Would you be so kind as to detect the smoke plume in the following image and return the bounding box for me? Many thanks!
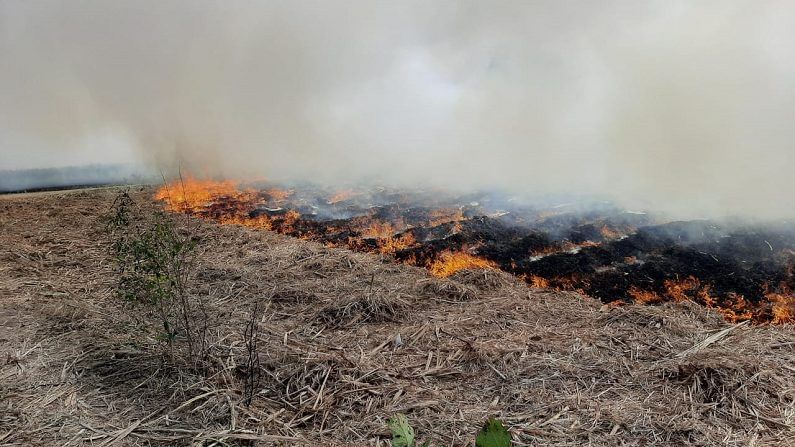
[1,1,793,217]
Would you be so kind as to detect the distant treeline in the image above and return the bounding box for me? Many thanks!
[0,164,157,193]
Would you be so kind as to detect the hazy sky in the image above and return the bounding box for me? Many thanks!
[1,1,793,217]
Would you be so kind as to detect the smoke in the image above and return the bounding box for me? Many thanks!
[1,1,793,217]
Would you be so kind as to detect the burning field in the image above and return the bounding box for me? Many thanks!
[1,186,794,446]
[156,176,794,325]
[5,1,795,445]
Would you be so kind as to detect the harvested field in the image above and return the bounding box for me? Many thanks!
[1,187,794,446]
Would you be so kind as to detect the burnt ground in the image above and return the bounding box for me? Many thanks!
[165,180,794,323]
[1,187,794,446]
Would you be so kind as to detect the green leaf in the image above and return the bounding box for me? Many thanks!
[475,418,511,447]
[387,413,415,447]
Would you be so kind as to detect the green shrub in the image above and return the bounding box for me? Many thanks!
[387,413,511,447]
[105,190,207,364]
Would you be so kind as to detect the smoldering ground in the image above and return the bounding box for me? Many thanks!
[1,1,793,218]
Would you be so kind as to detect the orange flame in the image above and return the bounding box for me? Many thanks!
[767,293,794,324]
[717,293,755,322]
[527,275,550,288]
[629,287,663,304]
[218,214,273,230]
[662,277,702,302]
[429,251,497,277]
[155,176,257,213]
[378,232,417,255]
[361,221,396,240]
[156,176,289,231]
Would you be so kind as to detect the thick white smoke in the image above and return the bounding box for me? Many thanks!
[1,1,793,217]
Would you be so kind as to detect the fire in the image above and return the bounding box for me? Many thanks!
[660,276,722,310]
[767,292,794,324]
[361,221,397,240]
[658,277,793,323]
[527,275,549,288]
[378,232,417,255]
[629,287,663,304]
[350,217,416,254]
[155,176,287,231]
[717,293,755,323]
[283,209,301,225]
[219,214,273,230]
[663,277,702,302]
[764,283,793,324]
[536,274,589,293]
[153,175,794,325]
[696,285,718,308]
[155,176,254,214]
[428,250,497,277]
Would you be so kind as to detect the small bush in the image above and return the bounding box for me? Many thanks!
[105,190,208,364]
[388,413,512,447]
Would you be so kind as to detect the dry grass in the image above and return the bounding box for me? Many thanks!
[1,186,794,446]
